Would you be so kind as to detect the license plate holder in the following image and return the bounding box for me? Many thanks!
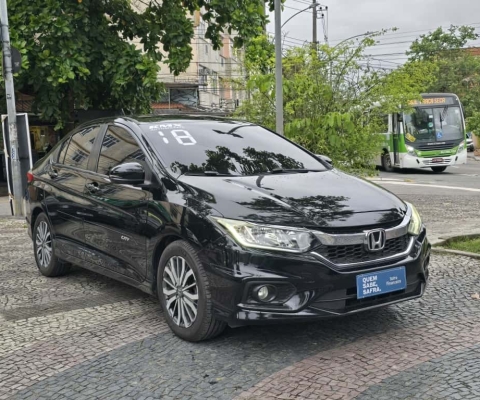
[431,158,444,163]
[356,267,407,299]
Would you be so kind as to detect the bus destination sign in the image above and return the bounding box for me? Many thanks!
[409,97,455,106]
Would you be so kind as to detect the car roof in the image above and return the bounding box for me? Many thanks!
[74,114,250,130]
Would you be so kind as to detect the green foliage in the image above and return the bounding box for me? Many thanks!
[244,35,275,74]
[406,25,480,118]
[237,33,434,175]
[466,112,480,136]
[5,0,272,130]
[407,25,478,61]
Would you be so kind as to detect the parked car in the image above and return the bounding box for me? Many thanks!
[466,132,475,152]
[26,116,431,342]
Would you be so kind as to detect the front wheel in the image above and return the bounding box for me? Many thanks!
[157,240,226,342]
[431,166,447,173]
[382,152,394,172]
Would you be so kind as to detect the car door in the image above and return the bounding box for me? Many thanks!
[82,124,150,281]
[44,125,104,263]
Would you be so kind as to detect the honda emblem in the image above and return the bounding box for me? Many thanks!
[365,229,386,252]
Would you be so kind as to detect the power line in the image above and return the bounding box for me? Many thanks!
[328,22,480,44]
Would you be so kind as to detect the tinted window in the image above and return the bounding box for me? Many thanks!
[141,120,327,176]
[97,126,145,175]
[57,137,71,164]
[63,126,101,169]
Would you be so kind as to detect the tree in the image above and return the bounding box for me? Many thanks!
[4,0,272,130]
[407,25,478,61]
[236,33,436,175]
[406,25,480,118]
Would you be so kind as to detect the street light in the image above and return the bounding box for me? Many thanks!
[281,3,317,29]
[333,31,379,48]
[274,0,283,135]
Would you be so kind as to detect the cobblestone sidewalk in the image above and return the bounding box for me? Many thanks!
[1,218,479,400]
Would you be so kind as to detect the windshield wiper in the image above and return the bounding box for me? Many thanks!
[184,170,238,176]
[267,168,324,174]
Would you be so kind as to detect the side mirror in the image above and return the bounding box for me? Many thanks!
[109,161,145,185]
[316,154,333,166]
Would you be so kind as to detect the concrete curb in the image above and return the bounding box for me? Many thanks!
[432,234,480,260]
[431,247,480,260]
[467,154,480,161]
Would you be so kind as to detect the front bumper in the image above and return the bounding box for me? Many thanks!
[207,229,430,327]
[401,151,467,169]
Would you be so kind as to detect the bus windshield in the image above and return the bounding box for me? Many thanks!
[404,106,464,143]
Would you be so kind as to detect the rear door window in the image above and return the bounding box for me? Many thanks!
[62,126,101,170]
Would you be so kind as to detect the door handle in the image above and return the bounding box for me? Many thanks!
[85,182,100,193]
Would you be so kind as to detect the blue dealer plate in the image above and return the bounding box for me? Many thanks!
[356,267,407,299]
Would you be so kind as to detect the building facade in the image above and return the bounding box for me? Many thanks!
[131,1,246,113]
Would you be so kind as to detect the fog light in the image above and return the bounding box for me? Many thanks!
[254,285,277,302]
[258,286,269,300]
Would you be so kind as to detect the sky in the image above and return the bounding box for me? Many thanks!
[267,0,480,68]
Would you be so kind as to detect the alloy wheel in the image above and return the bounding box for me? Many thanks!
[162,256,199,328]
[35,221,52,268]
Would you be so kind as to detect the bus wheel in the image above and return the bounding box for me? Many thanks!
[382,153,394,172]
[431,166,447,173]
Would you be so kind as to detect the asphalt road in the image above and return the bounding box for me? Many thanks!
[376,157,480,189]
[371,157,480,244]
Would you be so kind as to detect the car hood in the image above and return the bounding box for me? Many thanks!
[179,170,407,229]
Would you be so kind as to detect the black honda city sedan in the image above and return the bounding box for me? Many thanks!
[26,116,430,341]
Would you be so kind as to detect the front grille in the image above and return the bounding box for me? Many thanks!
[422,158,452,166]
[416,142,456,151]
[316,219,403,234]
[314,235,410,265]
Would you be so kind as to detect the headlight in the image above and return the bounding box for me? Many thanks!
[406,145,416,156]
[405,202,422,236]
[457,141,465,153]
[213,218,315,253]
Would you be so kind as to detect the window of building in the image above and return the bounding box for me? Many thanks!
[96,126,144,175]
[212,72,218,95]
[198,20,206,38]
[62,126,101,169]
[199,65,208,89]
[101,133,120,148]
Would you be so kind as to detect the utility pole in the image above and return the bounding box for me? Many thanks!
[312,0,318,49]
[274,0,283,135]
[0,0,22,216]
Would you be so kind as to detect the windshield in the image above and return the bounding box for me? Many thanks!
[141,120,327,176]
[404,106,464,143]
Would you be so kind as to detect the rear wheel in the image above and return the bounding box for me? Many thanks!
[382,152,394,172]
[157,240,226,342]
[33,213,70,277]
[431,166,447,173]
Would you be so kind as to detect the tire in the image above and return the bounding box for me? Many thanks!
[382,152,394,172]
[33,213,70,277]
[157,240,226,342]
[431,166,447,173]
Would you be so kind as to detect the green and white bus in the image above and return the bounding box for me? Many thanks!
[377,93,467,173]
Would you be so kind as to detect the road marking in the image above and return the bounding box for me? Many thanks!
[372,181,480,192]
[367,177,403,181]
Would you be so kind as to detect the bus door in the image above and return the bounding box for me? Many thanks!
[392,113,401,165]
